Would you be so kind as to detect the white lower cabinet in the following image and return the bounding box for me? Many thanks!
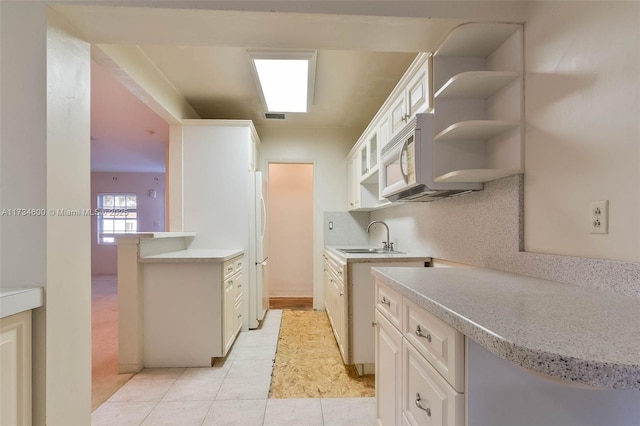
[375,310,403,426]
[402,341,464,426]
[0,310,32,426]
[323,251,347,362]
[376,279,465,426]
[143,255,244,367]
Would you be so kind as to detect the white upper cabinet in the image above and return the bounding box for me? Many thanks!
[431,23,523,184]
[359,130,378,182]
[388,55,432,141]
[346,53,431,211]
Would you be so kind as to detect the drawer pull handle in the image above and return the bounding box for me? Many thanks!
[237,284,242,288]
[380,297,391,306]
[415,325,432,342]
[415,393,431,416]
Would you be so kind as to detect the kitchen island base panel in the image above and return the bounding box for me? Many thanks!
[467,339,640,426]
[143,260,242,368]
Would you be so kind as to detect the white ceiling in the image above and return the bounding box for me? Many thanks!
[64,5,466,172]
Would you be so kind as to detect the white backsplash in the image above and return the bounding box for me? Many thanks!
[323,211,370,247]
[327,175,640,299]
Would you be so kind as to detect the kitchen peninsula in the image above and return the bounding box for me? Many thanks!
[114,233,243,371]
[140,248,244,367]
[373,266,640,425]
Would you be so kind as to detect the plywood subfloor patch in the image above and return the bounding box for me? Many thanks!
[269,310,375,398]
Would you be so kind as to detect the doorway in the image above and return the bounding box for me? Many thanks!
[267,163,314,310]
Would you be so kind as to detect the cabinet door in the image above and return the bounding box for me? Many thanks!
[375,310,403,426]
[223,280,235,354]
[389,95,407,139]
[379,117,390,151]
[360,143,369,177]
[406,61,431,120]
[347,154,360,210]
[335,277,348,363]
[368,133,378,171]
[402,340,465,426]
[0,311,32,426]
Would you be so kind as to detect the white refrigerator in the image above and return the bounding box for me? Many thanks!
[251,171,269,328]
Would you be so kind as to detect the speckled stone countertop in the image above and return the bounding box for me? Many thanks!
[325,246,431,264]
[139,249,243,263]
[372,266,640,390]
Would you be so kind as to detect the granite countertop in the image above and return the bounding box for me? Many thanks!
[139,249,244,263]
[325,246,431,264]
[372,266,640,390]
[0,287,44,318]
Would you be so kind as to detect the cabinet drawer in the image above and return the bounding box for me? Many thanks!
[376,279,403,330]
[402,340,464,426]
[403,298,465,392]
[223,255,243,279]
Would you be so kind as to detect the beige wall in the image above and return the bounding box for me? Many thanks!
[268,163,314,298]
[1,3,92,424]
[258,126,356,309]
[46,9,92,424]
[523,1,640,261]
[91,172,166,275]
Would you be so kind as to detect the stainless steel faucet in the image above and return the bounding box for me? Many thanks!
[367,220,393,251]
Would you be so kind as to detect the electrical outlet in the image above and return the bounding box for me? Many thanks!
[589,200,608,234]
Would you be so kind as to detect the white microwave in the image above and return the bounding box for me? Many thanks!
[380,113,482,201]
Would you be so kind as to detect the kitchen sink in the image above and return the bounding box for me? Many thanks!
[338,248,405,254]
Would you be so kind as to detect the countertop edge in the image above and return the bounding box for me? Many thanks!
[0,287,45,319]
[371,267,640,391]
[139,249,244,263]
[325,246,431,263]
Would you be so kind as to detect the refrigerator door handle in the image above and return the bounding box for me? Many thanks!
[256,257,269,266]
[260,196,267,239]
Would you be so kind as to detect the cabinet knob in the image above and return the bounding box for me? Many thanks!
[380,296,391,306]
[237,284,242,288]
[415,393,431,416]
[415,325,432,342]
[339,292,344,296]
[371,321,377,327]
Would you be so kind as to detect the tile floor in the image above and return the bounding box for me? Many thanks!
[91,310,376,426]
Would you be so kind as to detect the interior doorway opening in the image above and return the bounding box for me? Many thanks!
[267,162,314,310]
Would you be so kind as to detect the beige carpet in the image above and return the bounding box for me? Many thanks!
[91,275,133,410]
[269,310,375,398]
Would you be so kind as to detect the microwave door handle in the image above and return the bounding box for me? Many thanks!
[399,138,410,183]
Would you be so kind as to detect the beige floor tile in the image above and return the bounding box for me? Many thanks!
[233,344,277,361]
[226,359,274,379]
[263,398,324,426]
[202,399,267,426]
[141,401,212,426]
[321,397,376,426]
[215,375,272,400]
[180,366,230,381]
[161,378,224,401]
[108,379,175,402]
[91,401,156,426]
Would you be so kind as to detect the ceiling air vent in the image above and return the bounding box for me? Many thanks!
[264,112,286,120]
